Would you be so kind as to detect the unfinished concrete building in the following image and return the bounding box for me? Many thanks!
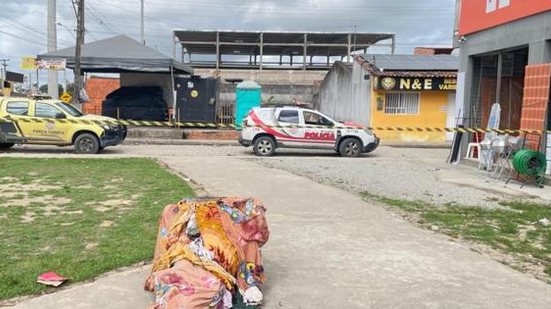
[172,30,395,124]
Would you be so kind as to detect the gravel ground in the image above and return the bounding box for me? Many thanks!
[253,146,548,208]
[4,144,549,208]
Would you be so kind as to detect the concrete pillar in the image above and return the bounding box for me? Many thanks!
[47,0,59,99]
[259,33,264,70]
[496,53,503,104]
[303,33,308,70]
[347,34,352,63]
[528,40,551,64]
[216,31,220,69]
[172,31,176,60]
[459,50,475,158]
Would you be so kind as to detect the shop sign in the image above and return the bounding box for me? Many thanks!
[376,77,457,91]
[21,57,38,70]
[36,59,66,70]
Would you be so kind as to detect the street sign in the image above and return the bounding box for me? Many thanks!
[60,92,72,103]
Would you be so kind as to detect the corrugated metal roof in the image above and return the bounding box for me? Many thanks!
[379,71,457,78]
[358,54,459,71]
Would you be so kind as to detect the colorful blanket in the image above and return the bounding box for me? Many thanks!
[145,197,269,308]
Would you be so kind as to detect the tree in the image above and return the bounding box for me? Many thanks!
[39,84,64,95]
[65,83,75,97]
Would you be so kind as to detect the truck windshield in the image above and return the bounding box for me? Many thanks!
[55,102,83,117]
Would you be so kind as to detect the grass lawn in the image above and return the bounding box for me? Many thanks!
[361,192,551,282]
[0,158,194,300]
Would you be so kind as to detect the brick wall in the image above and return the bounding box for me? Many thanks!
[520,64,551,150]
[183,130,238,140]
[414,48,436,55]
[414,47,454,55]
[83,77,120,115]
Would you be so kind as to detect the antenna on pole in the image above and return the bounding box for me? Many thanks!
[0,58,9,92]
[140,0,145,44]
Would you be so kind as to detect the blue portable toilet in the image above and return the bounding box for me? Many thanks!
[235,81,262,129]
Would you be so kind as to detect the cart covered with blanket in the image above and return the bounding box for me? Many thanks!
[145,197,269,308]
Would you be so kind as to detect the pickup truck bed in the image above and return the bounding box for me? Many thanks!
[0,120,25,144]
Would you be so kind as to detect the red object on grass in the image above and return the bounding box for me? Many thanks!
[37,271,68,287]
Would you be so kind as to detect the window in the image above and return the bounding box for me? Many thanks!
[35,103,62,118]
[385,93,420,115]
[303,111,333,126]
[55,102,83,117]
[277,110,299,124]
[6,102,29,116]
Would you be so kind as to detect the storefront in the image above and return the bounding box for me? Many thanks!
[456,0,551,171]
[371,74,458,143]
[318,54,458,143]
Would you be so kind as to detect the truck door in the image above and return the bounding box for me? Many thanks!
[30,102,70,143]
[302,110,337,149]
[275,109,304,146]
[4,100,33,139]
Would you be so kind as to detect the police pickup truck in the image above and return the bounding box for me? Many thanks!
[0,97,126,154]
[239,107,379,157]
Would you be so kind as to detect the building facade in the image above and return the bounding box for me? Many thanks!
[173,30,396,125]
[319,54,458,143]
[455,0,551,171]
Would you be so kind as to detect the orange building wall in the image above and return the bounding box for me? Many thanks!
[82,77,120,115]
[458,0,551,35]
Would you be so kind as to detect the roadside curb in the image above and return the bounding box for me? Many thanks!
[123,138,240,146]
[124,138,450,149]
[382,143,451,149]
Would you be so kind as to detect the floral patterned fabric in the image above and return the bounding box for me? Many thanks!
[145,197,269,309]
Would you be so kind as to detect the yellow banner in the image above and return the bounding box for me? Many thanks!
[20,57,37,70]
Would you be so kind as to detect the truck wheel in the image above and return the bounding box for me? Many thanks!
[253,136,276,156]
[74,133,100,154]
[339,138,362,157]
[0,143,15,150]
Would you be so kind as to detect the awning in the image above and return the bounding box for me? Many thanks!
[38,35,193,75]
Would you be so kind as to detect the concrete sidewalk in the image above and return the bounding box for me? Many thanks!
[11,156,551,309]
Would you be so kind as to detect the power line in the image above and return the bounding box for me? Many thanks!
[85,3,120,35]
[0,30,45,47]
[104,0,455,13]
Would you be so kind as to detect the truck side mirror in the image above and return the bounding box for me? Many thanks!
[55,113,66,119]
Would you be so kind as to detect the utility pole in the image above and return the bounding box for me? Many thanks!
[140,0,145,44]
[0,59,8,92]
[73,0,85,106]
[47,0,59,99]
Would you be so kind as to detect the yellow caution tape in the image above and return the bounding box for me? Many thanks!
[0,116,548,134]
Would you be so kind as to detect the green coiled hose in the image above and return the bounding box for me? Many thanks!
[512,149,547,177]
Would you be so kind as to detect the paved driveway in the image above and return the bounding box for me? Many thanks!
[7,145,551,308]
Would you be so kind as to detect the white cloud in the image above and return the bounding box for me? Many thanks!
[0,0,456,83]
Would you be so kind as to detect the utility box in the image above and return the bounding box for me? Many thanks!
[175,76,218,123]
[235,81,262,128]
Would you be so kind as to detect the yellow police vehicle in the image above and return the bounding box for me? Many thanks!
[0,96,126,154]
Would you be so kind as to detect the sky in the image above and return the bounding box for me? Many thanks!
[0,0,457,83]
